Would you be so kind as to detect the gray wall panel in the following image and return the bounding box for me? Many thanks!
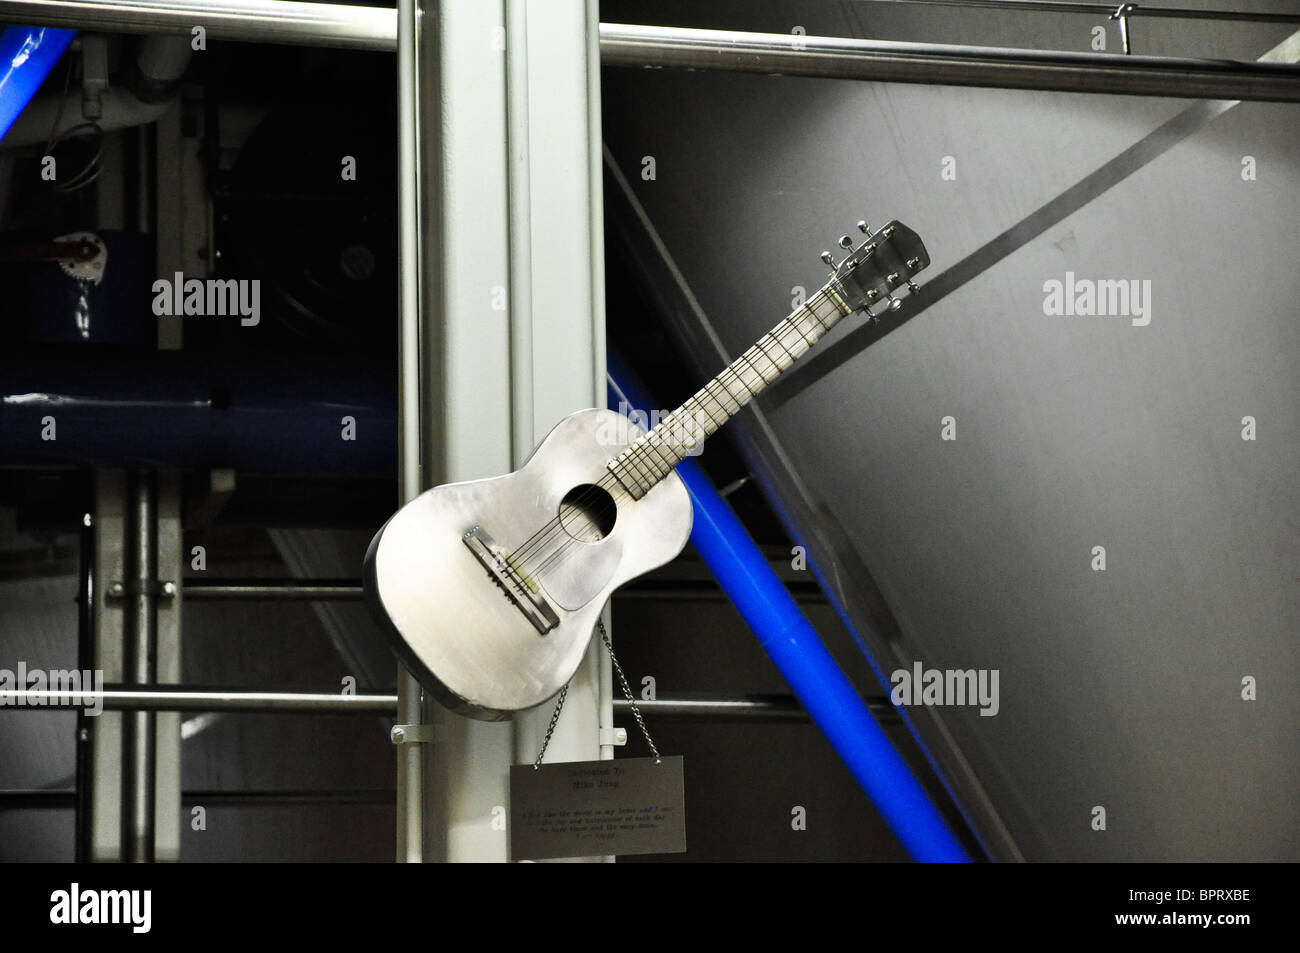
[602,0,1298,860]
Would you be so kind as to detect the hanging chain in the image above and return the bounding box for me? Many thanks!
[598,619,660,763]
[532,683,568,769]
[531,618,661,767]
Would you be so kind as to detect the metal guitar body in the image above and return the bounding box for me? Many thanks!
[364,408,693,720]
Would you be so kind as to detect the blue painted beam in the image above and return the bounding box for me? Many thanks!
[0,25,77,144]
[607,349,972,862]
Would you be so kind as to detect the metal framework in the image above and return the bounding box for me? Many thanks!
[5,0,1294,864]
[5,1,1300,101]
[599,24,1300,101]
[858,0,1300,24]
[0,688,849,720]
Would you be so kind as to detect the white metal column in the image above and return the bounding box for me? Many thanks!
[401,0,611,862]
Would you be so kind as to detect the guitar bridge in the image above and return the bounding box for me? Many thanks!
[462,525,560,635]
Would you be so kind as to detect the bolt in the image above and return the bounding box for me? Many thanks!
[391,726,406,744]
[107,582,125,599]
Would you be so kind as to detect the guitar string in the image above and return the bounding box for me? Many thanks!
[511,290,843,579]
[505,289,839,572]
[517,292,840,580]
[505,305,806,569]
[511,290,841,577]
[525,320,818,578]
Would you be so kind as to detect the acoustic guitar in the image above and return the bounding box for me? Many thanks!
[364,219,930,719]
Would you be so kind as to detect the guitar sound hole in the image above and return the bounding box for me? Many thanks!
[558,484,617,543]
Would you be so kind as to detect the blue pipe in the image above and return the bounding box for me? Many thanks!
[0,25,77,144]
[607,350,972,863]
[0,355,397,474]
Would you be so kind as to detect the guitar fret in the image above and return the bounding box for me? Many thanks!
[640,434,675,478]
[708,377,741,415]
[611,287,855,499]
[753,338,784,378]
[788,318,815,347]
[696,386,731,425]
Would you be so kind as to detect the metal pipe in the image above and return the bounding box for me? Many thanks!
[8,1,1296,52]
[183,580,365,600]
[505,0,535,469]
[123,472,156,863]
[0,1,395,50]
[4,6,1296,103]
[0,789,395,808]
[599,24,1300,103]
[0,356,397,471]
[3,7,1293,106]
[613,695,900,722]
[74,510,94,863]
[611,695,813,722]
[2,35,193,149]
[0,687,399,713]
[0,25,77,143]
[0,687,885,721]
[180,579,831,602]
[394,0,424,867]
[608,354,972,863]
[859,0,1300,25]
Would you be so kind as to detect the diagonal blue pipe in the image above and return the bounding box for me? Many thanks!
[0,25,77,144]
[608,349,972,862]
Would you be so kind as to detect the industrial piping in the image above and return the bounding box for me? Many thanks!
[0,24,76,143]
[607,350,973,863]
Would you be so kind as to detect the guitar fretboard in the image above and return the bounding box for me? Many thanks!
[608,286,851,499]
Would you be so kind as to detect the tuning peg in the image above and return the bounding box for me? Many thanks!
[838,235,854,249]
[819,250,835,266]
[906,280,921,295]
[886,295,902,312]
[856,221,872,236]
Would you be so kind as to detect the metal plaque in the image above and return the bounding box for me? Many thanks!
[510,756,686,860]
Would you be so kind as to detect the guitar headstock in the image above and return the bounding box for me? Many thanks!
[820,220,930,317]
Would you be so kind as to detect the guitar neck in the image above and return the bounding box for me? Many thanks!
[607,285,852,498]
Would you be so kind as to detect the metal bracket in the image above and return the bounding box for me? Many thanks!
[599,727,628,747]
[1111,3,1136,55]
[106,580,177,601]
[390,724,436,745]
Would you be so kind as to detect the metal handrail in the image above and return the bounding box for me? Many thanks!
[3,2,1298,100]
[0,686,852,720]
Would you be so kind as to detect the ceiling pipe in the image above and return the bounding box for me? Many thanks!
[6,3,1300,101]
[1,34,191,149]
[0,25,76,143]
[599,24,1300,103]
[0,0,394,50]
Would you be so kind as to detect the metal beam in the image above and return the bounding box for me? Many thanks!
[6,3,1298,102]
[394,0,425,866]
[599,24,1300,103]
[0,789,396,808]
[0,687,889,723]
[0,0,395,49]
[184,580,365,600]
[613,694,890,722]
[180,578,831,603]
[122,473,156,863]
[0,687,399,713]
[858,1,1300,25]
